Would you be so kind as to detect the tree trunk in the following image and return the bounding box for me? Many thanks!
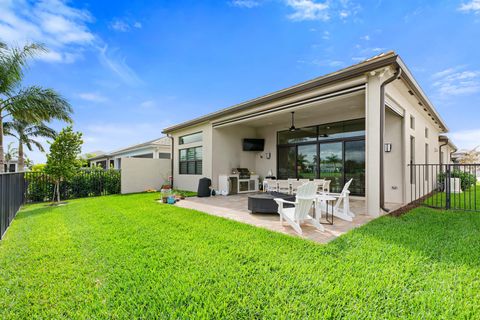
[18,142,24,172]
[56,180,61,202]
[0,114,4,173]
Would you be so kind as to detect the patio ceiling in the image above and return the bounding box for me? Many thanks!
[213,89,365,129]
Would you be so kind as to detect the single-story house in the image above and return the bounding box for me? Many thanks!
[88,137,172,169]
[3,159,18,173]
[162,51,456,216]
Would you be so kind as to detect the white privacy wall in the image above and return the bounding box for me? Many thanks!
[121,158,171,194]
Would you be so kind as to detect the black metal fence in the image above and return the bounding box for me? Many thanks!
[0,173,26,239]
[409,163,480,211]
[25,169,121,203]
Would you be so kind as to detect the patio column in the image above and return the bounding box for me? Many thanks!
[365,70,383,217]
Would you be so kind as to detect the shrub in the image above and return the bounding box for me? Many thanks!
[437,169,477,191]
[25,169,121,202]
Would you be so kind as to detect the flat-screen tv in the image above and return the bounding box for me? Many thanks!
[243,138,265,151]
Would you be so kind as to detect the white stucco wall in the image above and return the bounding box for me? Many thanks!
[386,80,446,204]
[121,158,171,194]
[170,123,213,192]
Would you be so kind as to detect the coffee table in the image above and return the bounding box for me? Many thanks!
[248,192,295,214]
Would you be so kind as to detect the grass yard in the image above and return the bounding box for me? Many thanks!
[1,193,480,319]
[424,184,480,210]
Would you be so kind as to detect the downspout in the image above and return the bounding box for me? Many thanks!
[167,134,174,188]
[439,140,448,164]
[380,67,402,212]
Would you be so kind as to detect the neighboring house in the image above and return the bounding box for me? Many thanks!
[3,159,18,173]
[162,51,455,216]
[88,137,172,169]
[438,135,457,164]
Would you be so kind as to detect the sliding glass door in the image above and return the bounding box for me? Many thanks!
[344,140,365,195]
[277,118,366,195]
[319,142,343,193]
[297,144,318,179]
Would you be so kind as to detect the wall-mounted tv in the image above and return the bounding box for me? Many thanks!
[243,138,265,151]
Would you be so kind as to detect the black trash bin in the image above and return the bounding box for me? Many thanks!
[197,177,211,197]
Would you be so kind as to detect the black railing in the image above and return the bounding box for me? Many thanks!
[0,172,26,239]
[25,169,121,203]
[409,163,480,211]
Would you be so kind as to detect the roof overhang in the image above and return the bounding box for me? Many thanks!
[162,52,448,134]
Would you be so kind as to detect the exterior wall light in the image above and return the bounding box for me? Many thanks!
[384,143,392,152]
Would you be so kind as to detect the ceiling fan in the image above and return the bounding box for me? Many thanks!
[289,111,301,132]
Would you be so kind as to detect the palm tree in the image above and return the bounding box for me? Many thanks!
[4,120,56,172]
[0,41,73,172]
[4,142,18,172]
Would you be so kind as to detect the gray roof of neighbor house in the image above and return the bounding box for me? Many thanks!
[162,51,448,134]
[88,137,171,161]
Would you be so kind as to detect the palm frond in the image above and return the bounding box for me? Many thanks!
[2,85,73,123]
[0,43,47,94]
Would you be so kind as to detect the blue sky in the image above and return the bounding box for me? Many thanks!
[1,0,479,163]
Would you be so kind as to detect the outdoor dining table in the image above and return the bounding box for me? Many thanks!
[314,194,335,225]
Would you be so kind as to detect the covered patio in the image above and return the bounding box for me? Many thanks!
[175,194,397,243]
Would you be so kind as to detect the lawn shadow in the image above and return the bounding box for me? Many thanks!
[15,204,64,220]
[352,208,480,267]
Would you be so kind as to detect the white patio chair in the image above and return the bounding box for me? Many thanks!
[263,178,277,192]
[290,180,305,195]
[277,180,290,194]
[322,180,331,193]
[319,179,354,221]
[298,179,310,183]
[313,179,325,193]
[274,182,324,235]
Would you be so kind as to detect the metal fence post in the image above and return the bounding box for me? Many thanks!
[445,164,451,210]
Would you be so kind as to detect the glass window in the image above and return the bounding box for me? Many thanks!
[297,144,317,179]
[425,127,429,138]
[158,152,171,159]
[345,140,366,195]
[410,116,415,130]
[278,126,317,144]
[179,147,202,174]
[318,119,365,140]
[179,132,202,145]
[320,142,344,193]
[278,146,296,179]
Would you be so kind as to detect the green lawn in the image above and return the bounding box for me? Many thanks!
[1,193,480,319]
[424,184,480,210]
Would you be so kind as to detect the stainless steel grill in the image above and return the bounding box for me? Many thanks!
[236,168,251,179]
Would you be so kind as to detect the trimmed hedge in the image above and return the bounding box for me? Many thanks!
[25,169,121,202]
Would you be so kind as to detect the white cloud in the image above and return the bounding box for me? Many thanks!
[322,31,330,39]
[231,0,262,8]
[432,66,480,96]
[140,100,155,108]
[286,0,330,21]
[78,92,108,103]
[230,0,359,21]
[360,35,370,40]
[449,129,480,150]
[109,19,143,32]
[459,0,480,14]
[0,0,94,63]
[0,1,142,85]
[98,45,143,86]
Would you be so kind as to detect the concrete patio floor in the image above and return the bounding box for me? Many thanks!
[175,193,392,243]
